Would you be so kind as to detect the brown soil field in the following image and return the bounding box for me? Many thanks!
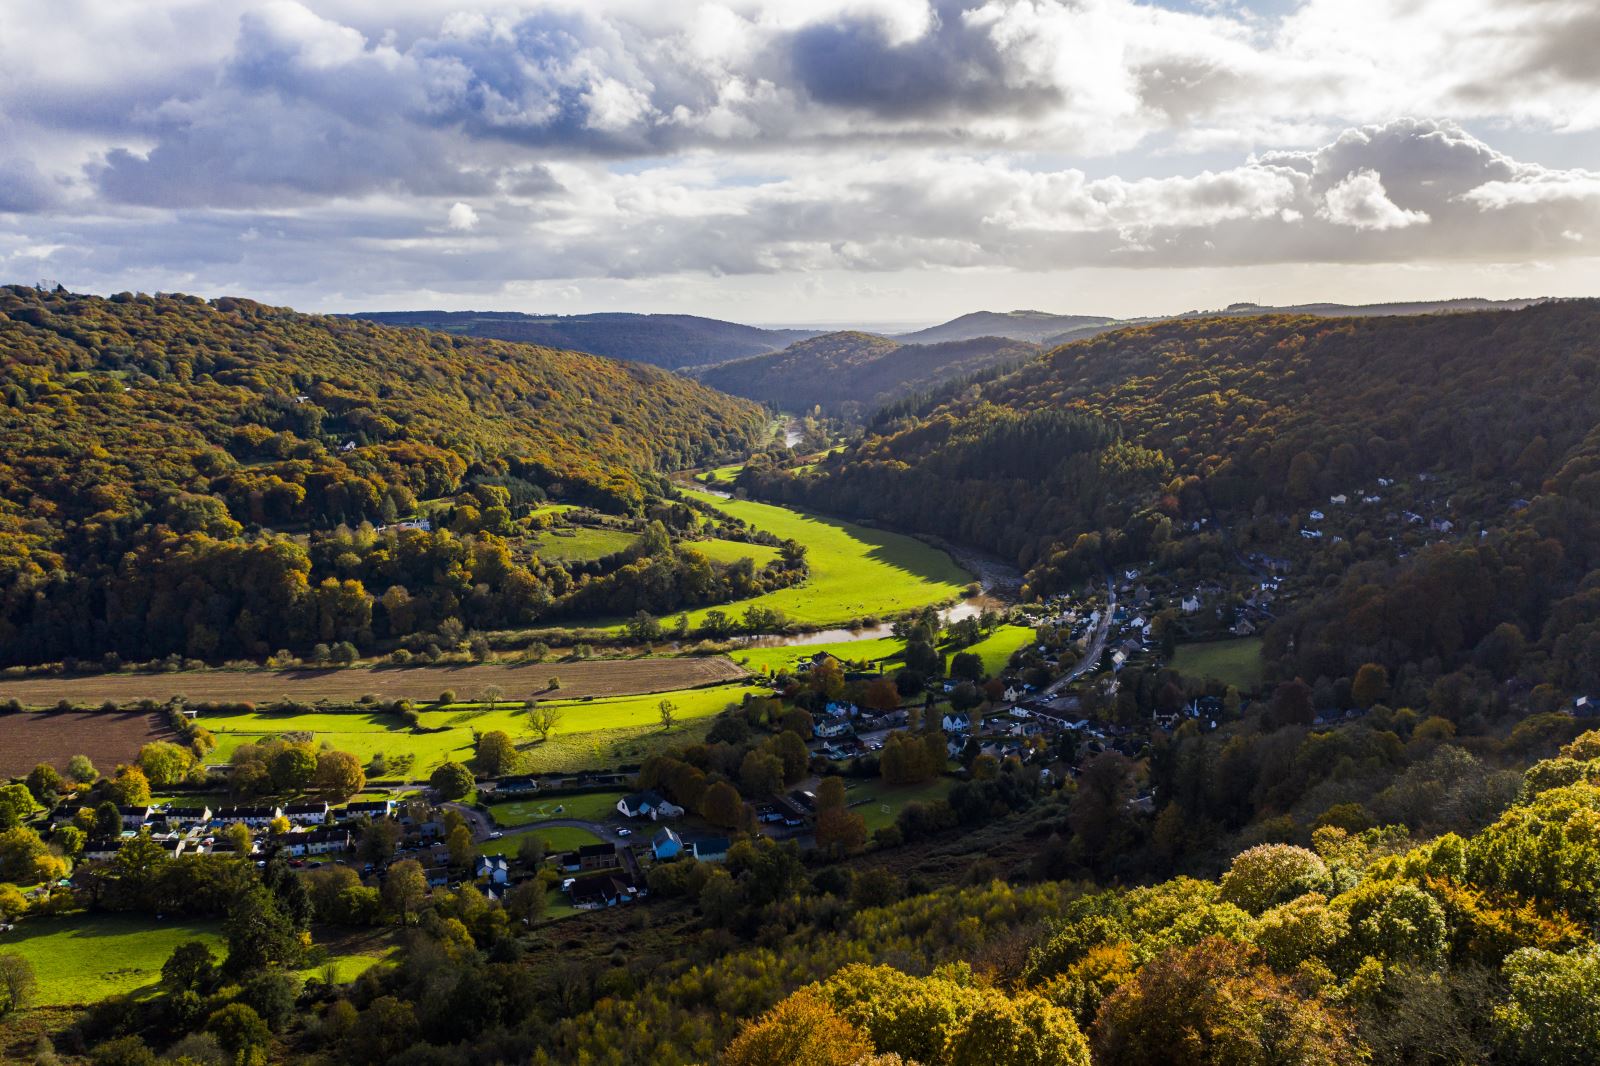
[0,710,174,778]
[0,655,747,708]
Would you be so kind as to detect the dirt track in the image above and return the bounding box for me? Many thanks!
[0,656,747,708]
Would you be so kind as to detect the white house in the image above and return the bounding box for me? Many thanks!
[475,855,510,885]
[941,711,972,732]
[1181,596,1200,614]
[283,802,330,826]
[216,805,283,827]
[617,791,684,821]
[1329,494,1348,505]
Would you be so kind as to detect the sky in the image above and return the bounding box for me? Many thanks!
[2,0,1600,325]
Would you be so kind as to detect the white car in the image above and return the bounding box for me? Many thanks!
[616,828,632,837]
[488,831,503,839]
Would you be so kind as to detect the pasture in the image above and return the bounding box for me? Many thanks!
[1170,637,1265,691]
[200,682,747,777]
[962,625,1035,677]
[664,489,971,630]
[0,915,394,1007]
[0,710,172,778]
[733,636,907,676]
[687,538,782,567]
[0,655,744,708]
[531,526,637,563]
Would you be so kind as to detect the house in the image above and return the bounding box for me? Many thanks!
[1308,510,1325,521]
[1431,518,1454,533]
[380,518,433,533]
[216,805,282,827]
[823,701,857,719]
[652,827,683,860]
[83,838,122,861]
[617,791,684,821]
[577,843,620,872]
[283,802,330,826]
[1378,477,1394,487]
[1329,494,1348,505]
[941,712,971,733]
[118,806,152,829]
[161,805,212,828]
[815,720,852,739]
[946,734,970,759]
[568,875,633,909]
[1575,696,1599,719]
[1181,596,1200,614]
[1363,494,1382,504]
[475,855,510,884]
[690,837,730,862]
[1299,529,1322,539]
[495,776,539,796]
[303,827,350,855]
[340,440,357,452]
[340,800,394,821]
[788,789,818,813]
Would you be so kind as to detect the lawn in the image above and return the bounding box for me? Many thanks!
[531,527,637,563]
[663,489,971,630]
[733,636,907,676]
[959,625,1036,677]
[482,825,603,855]
[1170,637,1265,691]
[488,791,625,826]
[202,682,748,778]
[687,538,782,567]
[2,915,394,1007]
[847,778,955,832]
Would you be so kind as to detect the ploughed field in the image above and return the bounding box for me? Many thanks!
[0,709,173,777]
[0,655,745,708]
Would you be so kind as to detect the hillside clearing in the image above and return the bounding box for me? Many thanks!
[1170,637,1265,691]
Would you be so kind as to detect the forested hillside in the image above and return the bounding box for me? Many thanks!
[693,331,1041,414]
[741,302,1600,691]
[898,309,1115,345]
[348,310,817,370]
[0,287,766,665]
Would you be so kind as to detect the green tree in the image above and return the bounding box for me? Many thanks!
[162,940,217,991]
[107,765,151,806]
[0,952,36,1018]
[1495,946,1600,1066]
[223,887,303,974]
[206,1002,270,1065]
[66,754,98,784]
[430,761,474,800]
[137,741,195,787]
[475,730,518,777]
[383,859,428,924]
[312,749,366,800]
[24,763,63,804]
[0,784,39,829]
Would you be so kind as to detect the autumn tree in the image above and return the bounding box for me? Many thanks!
[313,749,366,800]
[723,988,874,1066]
[1351,663,1389,709]
[383,859,428,924]
[475,730,519,777]
[700,781,746,830]
[108,765,152,806]
[527,702,563,741]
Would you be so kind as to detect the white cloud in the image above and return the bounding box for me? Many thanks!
[1318,169,1429,231]
[447,201,479,229]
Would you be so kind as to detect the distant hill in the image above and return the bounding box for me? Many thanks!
[693,330,1041,414]
[896,309,1115,345]
[345,310,819,370]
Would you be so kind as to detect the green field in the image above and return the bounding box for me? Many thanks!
[696,462,746,485]
[733,636,906,676]
[202,684,747,777]
[687,538,782,567]
[483,825,603,855]
[961,625,1035,677]
[3,915,393,1007]
[665,490,970,630]
[1170,637,1265,690]
[488,791,625,826]
[848,778,955,832]
[531,503,580,518]
[532,527,637,563]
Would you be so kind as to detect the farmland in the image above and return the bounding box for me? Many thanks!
[0,709,172,778]
[200,682,749,777]
[1,914,395,1007]
[661,489,971,630]
[732,636,907,676]
[686,537,782,567]
[531,526,637,563]
[0,655,745,708]
[1170,637,1265,691]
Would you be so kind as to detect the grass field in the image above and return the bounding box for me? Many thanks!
[482,825,604,855]
[0,655,744,709]
[696,462,746,485]
[200,682,747,777]
[531,527,637,563]
[487,791,625,826]
[2,915,394,1006]
[961,625,1035,677]
[733,636,907,676]
[1171,637,1265,691]
[0,710,172,778]
[687,538,782,567]
[664,489,970,631]
[530,503,580,518]
[848,778,955,831]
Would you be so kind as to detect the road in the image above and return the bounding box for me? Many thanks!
[1042,575,1117,697]
[443,801,636,845]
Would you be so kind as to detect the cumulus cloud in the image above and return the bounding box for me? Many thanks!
[1318,169,1429,231]
[447,202,479,230]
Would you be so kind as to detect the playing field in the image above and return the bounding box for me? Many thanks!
[687,538,782,567]
[482,825,604,855]
[1,915,394,1006]
[0,709,173,778]
[665,489,971,630]
[488,791,625,826]
[848,778,955,831]
[0,655,744,709]
[1170,637,1265,691]
[200,683,747,777]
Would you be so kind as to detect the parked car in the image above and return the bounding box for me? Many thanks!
[489,830,503,839]
[616,828,632,837]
